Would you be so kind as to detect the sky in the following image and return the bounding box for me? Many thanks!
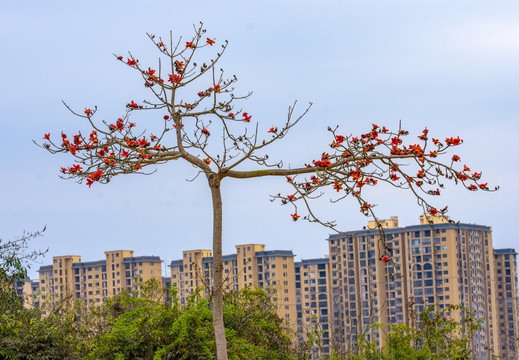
[1,1,518,279]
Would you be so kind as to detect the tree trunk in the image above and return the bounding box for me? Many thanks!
[208,174,228,360]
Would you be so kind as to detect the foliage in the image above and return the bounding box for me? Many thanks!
[0,283,296,360]
[222,288,294,360]
[0,228,46,313]
[0,300,91,359]
[1,278,492,360]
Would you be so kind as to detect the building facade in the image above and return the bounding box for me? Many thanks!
[327,215,499,359]
[494,248,519,359]
[34,250,163,313]
[295,258,332,358]
[169,244,298,326]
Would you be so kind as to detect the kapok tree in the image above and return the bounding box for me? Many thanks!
[38,24,496,360]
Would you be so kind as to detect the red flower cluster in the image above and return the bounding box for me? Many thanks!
[61,164,83,174]
[169,74,180,83]
[86,169,104,187]
[125,137,150,149]
[109,118,125,132]
[174,60,184,74]
[127,101,139,109]
[242,112,252,122]
[206,38,215,46]
[360,203,373,212]
[391,137,402,145]
[418,128,429,140]
[445,136,462,146]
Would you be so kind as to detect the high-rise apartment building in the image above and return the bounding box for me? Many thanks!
[295,258,332,358]
[35,250,162,313]
[327,215,498,360]
[169,244,297,325]
[494,248,519,359]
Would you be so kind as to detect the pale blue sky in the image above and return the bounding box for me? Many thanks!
[1,1,518,278]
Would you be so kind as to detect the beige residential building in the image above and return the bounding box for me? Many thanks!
[170,244,297,326]
[328,215,499,360]
[36,250,162,314]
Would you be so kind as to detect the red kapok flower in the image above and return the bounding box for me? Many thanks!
[242,112,252,122]
[291,213,300,221]
[267,127,278,133]
[84,109,93,115]
[201,128,210,136]
[381,255,390,262]
[391,137,402,145]
[128,101,139,109]
[203,157,211,165]
[429,208,438,215]
[445,136,462,146]
[185,41,195,49]
[168,74,180,83]
[164,115,170,120]
[206,38,215,46]
[127,58,136,66]
[390,173,400,181]
[43,133,50,140]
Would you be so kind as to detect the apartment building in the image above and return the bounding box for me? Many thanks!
[327,215,499,360]
[170,244,297,326]
[494,248,519,359]
[13,277,40,309]
[295,258,332,358]
[35,250,162,313]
